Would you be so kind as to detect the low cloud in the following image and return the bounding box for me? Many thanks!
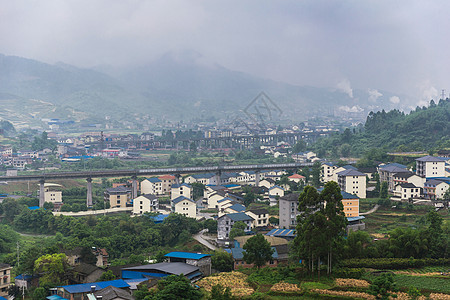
[337,79,353,98]
[339,105,363,113]
[368,89,382,102]
[389,96,400,104]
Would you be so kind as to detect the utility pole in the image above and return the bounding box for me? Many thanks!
[16,241,20,268]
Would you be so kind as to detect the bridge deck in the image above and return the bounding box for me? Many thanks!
[0,163,313,182]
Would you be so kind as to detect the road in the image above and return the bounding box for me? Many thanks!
[193,229,219,251]
[360,204,380,215]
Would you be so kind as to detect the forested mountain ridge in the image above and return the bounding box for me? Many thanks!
[311,99,450,158]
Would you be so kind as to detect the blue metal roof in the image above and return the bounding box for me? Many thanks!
[150,214,169,224]
[0,297,8,300]
[164,252,210,260]
[28,206,41,210]
[47,295,68,300]
[347,216,365,222]
[15,274,33,280]
[60,279,130,294]
[266,228,296,237]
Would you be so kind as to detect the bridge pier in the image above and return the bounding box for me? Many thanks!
[255,171,260,187]
[131,176,138,199]
[86,177,93,207]
[215,171,222,186]
[39,179,45,208]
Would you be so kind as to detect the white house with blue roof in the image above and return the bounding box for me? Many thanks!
[171,196,196,218]
[171,183,192,200]
[416,155,446,178]
[141,177,162,195]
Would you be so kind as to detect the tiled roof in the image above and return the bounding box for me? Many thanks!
[288,174,305,179]
[416,155,445,162]
[146,177,161,183]
[228,204,246,212]
[123,262,199,276]
[172,196,195,204]
[337,169,365,177]
[269,185,284,191]
[248,208,269,215]
[106,186,131,193]
[224,212,254,222]
[171,183,192,189]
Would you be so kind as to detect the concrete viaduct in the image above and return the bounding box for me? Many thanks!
[0,162,313,208]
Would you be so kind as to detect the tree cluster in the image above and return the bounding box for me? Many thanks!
[293,182,347,276]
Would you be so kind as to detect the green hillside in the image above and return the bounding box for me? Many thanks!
[311,99,450,158]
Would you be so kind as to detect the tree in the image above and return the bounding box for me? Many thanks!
[321,181,347,274]
[380,181,388,199]
[154,274,203,300]
[34,253,70,286]
[311,161,321,188]
[209,284,234,300]
[191,182,205,200]
[99,270,116,281]
[242,234,274,269]
[229,221,247,240]
[204,219,218,234]
[211,251,234,272]
[368,273,397,299]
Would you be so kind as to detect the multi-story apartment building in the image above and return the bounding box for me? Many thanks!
[337,169,367,199]
[416,156,446,178]
[0,263,12,297]
[279,193,300,229]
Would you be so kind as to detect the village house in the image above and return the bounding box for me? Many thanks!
[217,212,254,245]
[164,252,212,276]
[171,183,192,200]
[337,169,367,199]
[423,179,450,200]
[246,208,269,228]
[140,177,162,195]
[288,173,306,184]
[184,173,218,185]
[158,175,177,194]
[392,172,425,189]
[378,163,409,192]
[38,183,63,204]
[132,194,159,215]
[171,196,196,218]
[268,185,285,198]
[279,193,300,229]
[416,155,446,178]
[393,183,422,201]
[341,191,360,217]
[104,186,132,208]
[321,162,337,183]
[259,178,276,189]
[0,264,12,297]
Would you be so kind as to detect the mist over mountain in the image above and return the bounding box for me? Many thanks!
[0,52,415,125]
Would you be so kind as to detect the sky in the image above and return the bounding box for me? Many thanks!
[1,0,450,106]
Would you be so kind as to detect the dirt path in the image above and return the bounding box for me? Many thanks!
[360,204,380,215]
